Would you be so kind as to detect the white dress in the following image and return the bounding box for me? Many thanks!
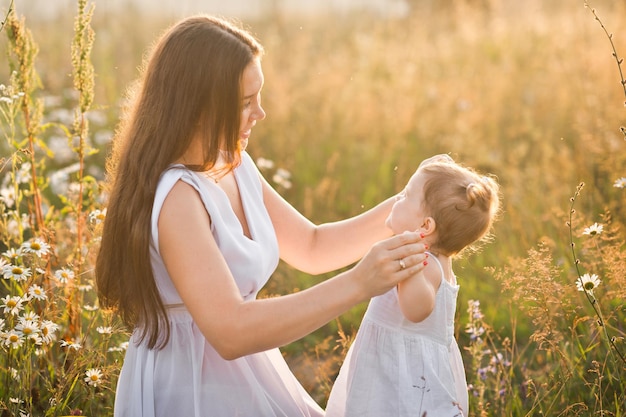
[114,152,324,417]
[325,255,469,417]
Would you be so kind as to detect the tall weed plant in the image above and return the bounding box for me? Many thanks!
[0,0,624,415]
[0,1,123,415]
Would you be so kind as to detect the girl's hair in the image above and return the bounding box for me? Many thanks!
[95,15,264,349]
[420,161,501,257]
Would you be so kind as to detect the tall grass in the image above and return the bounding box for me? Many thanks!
[0,0,624,415]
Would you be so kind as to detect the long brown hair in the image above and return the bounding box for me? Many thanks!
[95,15,264,349]
[421,162,501,257]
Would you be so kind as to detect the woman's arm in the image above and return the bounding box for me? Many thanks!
[159,181,426,360]
[261,175,396,274]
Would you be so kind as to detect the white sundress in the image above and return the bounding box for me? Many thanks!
[113,152,324,417]
[325,254,469,417]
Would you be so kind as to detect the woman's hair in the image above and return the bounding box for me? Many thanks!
[95,15,264,349]
[420,161,501,257]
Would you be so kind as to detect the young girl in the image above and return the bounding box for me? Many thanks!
[325,155,501,417]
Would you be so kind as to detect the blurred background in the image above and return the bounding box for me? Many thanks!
[1,0,625,408]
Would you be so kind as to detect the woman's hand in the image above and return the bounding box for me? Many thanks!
[349,231,427,300]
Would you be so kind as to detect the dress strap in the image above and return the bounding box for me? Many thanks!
[425,251,445,284]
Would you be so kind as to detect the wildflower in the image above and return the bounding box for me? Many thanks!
[614,177,626,188]
[3,247,22,262]
[0,187,15,207]
[77,284,93,292]
[21,311,39,321]
[2,265,32,282]
[256,157,275,170]
[15,163,32,184]
[576,273,601,294]
[272,168,292,189]
[83,304,99,311]
[9,398,23,405]
[88,208,107,225]
[21,238,51,257]
[0,318,4,331]
[60,339,82,350]
[466,325,485,341]
[16,319,41,344]
[582,222,603,236]
[84,368,103,387]
[1,295,25,315]
[5,330,25,349]
[28,284,47,300]
[40,320,59,344]
[97,326,113,335]
[54,268,75,284]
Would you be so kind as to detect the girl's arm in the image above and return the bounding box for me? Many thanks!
[261,174,396,274]
[159,181,427,360]
[397,265,440,323]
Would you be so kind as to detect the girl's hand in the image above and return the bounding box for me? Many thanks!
[350,231,427,300]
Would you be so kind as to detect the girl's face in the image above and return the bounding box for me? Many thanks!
[238,58,266,151]
[386,170,427,234]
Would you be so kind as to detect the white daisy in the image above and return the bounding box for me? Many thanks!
[2,247,22,262]
[576,273,601,294]
[582,223,603,236]
[84,368,103,387]
[28,284,47,301]
[88,208,107,225]
[614,177,626,189]
[1,295,25,315]
[256,157,275,170]
[40,320,59,344]
[15,319,41,344]
[54,268,75,284]
[2,265,31,282]
[60,339,82,350]
[5,330,24,349]
[21,238,51,257]
[96,326,113,335]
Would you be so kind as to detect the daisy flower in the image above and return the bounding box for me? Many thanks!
[5,330,25,349]
[28,284,47,301]
[60,339,82,350]
[40,320,59,344]
[256,157,275,170]
[1,295,25,315]
[54,268,75,284]
[576,273,601,294]
[96,326,113,335]
[614,177,626,189]
[21,311,40,321]
[2,247,22,263]
[2,265,31,282]
[15,319,41,344]
[21,238,51,257]
[84,368,103,387]
[88,208,107,225]
[582,223,603,236]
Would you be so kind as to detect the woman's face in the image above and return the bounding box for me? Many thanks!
[238,58,266,151]
[386,170,427,234]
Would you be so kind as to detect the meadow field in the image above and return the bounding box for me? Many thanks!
[0,0,625,415]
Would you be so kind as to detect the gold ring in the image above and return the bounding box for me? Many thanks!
[399,259,406,270]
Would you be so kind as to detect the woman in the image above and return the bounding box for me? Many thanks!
[95,14,427,417]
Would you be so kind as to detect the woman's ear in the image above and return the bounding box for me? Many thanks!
[420,216,436,236]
